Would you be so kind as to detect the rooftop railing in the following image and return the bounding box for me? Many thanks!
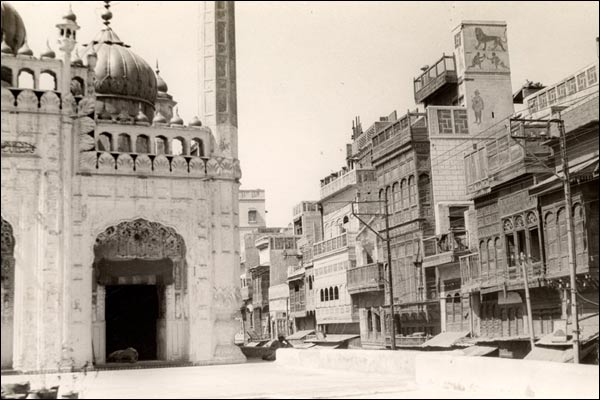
[414,55,457,104]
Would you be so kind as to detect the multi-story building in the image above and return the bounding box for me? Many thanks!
[460,40,599,359]
[313,144,377,335]
[287,201,322,332]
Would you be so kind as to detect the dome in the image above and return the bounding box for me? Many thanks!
[189,116,202,127]
[1,2,27,55]
[83,28,157,115]
[155,62,169,94]
[169,108,183,126]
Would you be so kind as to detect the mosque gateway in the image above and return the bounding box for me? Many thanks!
[0,1,245,371]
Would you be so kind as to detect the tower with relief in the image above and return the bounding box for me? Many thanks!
[198,1,238,159]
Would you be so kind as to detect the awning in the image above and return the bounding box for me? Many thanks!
[461,345,498,357]
[292,343,316,349]
[421,331,470,348]
[524,346,574,363]
[305,334,360,344]
[286,329,315,341]
[529,157,599,196]
[313,344,340,349]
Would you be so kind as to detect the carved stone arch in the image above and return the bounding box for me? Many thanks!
[1,216,16,369]
[39,91,61,112]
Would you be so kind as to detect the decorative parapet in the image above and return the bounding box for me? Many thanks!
[79,151,241,180]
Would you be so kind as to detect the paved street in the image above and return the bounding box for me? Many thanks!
[0,361,491,399]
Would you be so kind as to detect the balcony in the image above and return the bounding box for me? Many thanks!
[371,111,427,162]
[347,263,384,295]
[414,55,458,104]
[319,169,376,200]
[460,253,545,292]
[241,286,251,301]
[313,232,354,260]
[287,264,305,280]
[422,230,469,268]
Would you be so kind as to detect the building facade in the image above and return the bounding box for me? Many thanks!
[1,1,244,372]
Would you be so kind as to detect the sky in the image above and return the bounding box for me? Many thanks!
[14,1,599,227]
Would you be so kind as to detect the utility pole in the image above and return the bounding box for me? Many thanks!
[510,109,580,363]
[556,112,580,364]
[520,253,535,350]
[384,195,397,350]
[350,199,396,350]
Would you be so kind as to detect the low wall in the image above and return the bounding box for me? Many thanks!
[276,349,600,399]
[239,346,274,360]
[415,353,599,399]
[275,348,420,377]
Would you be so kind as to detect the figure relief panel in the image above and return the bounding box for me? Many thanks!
[462,24,510,74]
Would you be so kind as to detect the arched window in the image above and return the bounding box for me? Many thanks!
[1,66,13,87]
[70,77,84,96]
[385,186,392,214]
[379,189,385,214]
[487,239,495,274]
[557,208,568,271]
[191,138,204,157]
[329,287,334,301]
[39,71,57,91]
[494,237,504,276]
[154,136,168,155]
[320,289,324,302]
[97,133,112,151]
[117,134,131,152]
[392,182,400,213]
[544,212,556,270]
[401,179,408,209]
[479,240,488,276]
[573,204,586,267]
[324,288,329,302]
[172,137,185,155]
[367,309,373,331]
[308,276,313,290]
[408,175,416,205]
[18,69,35,89]
[136,135,150,154]
[334,286,339,300]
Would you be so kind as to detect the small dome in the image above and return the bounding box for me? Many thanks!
[1,2,27,55]
[189,116,202,127]
[155,62,169,94]
[41,40,56,59]
[17,40,33,57]
[1,39,13,54]
[63,5,77,23]
[169,108,183,126]
[153,110,167,124]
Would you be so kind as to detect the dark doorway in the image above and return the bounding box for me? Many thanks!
[105,285,159,361]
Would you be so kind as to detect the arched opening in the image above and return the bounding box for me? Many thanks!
[1,217,16,369]
[92,219,188,364]
[190,138,204,157]
[39,71,57,91]
[320,289,324,302]
[136,135,150,154]
[154,136,168,155]
[1,66,14,87]
[117,134,132,153]
[17,69,35,89]
[172,137,185,156]
[329,287,334,301]
[324,288,329,302]
[97,133,113,152]
[334,286,339,300]
[70,77,84,96]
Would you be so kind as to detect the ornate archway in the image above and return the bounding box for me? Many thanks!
[1,217,15,369]
[91,219,189,364]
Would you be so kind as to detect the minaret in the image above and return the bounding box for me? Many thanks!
[198,1,238,159]
[56,4,80,95]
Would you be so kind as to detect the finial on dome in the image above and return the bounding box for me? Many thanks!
[64,3,77,22]
[41,40,56,59]
[170,107,184,126]
[17,40,34,57]
[135,103,149,123]
[189,116,203,127]
[153,109,167,124]
[102,1,113,27]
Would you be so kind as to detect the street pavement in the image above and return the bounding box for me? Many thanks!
[0,360,496,399]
